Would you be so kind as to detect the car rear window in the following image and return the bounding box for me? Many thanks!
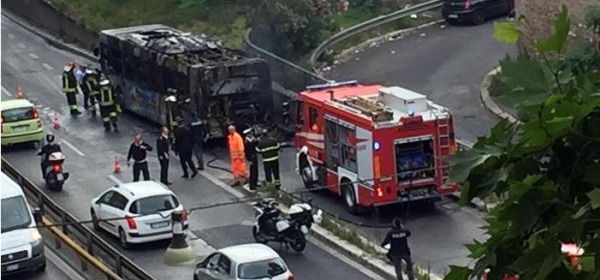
[2,107,34,123]
[237,258,287,279]
[129,194,179,215]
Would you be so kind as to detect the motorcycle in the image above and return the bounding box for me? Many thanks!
[251,198,323,252]
[41,152,70,191]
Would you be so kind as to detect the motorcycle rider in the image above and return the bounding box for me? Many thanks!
[37,134,62,179]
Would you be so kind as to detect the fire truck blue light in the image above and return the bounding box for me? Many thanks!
[373,141,381,151]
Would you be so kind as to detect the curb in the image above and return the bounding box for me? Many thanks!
[325,19,445,70]
[479,66,518,123]
[1,10,97,61]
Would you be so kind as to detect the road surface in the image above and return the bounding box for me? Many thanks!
[1,15,382,280]
[4,244,86,280]
[327,19,518,143]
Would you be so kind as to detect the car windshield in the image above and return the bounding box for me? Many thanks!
[2,107,34,123]
[237,258,287,279]
[130,194,179,215]
[1,196,32,233]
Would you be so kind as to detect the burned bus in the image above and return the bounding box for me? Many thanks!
[95,24,272,140]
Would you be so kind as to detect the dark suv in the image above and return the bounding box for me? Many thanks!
[442,0,514,25]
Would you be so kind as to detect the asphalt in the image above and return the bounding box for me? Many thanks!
[326,18,518,143]
[1,15,380,280]
[3,249,69,280]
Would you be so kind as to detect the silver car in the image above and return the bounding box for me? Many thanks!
[194,243,294,280]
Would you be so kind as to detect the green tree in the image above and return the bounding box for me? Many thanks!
[445,6,600,280]
[248,0,344,58]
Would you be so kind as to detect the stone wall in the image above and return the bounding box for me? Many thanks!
[515,0,598,56]
[2,0,98,52]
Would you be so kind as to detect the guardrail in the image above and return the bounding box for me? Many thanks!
[1,158,155,280]
[309,0,444,73]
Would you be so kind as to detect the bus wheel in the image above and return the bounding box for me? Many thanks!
[341,181,359,214]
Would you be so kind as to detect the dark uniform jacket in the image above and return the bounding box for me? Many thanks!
[156,135,170,161]
[190,120,204,143]
[37,144,62,161]
[381,228,412,256]
[127,142,153,163]
[62,69,77,93]
[82,72,99,95]
[255,137,280,162]
[244,138,258,161]
[174,126,194,154]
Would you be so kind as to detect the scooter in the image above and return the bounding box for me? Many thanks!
[42,152,70,191]
[251,198,323,252]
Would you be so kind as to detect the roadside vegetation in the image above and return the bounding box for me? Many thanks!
[446,5,600,280]
[50,0,435,61]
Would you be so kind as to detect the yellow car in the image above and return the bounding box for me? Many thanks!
[1,99,44,147]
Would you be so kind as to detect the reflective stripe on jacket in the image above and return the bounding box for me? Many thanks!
[228,132,245,159]
[99,85,114,106]
[256,137,280,162]
[62,70,77,93]
[83,74,99,95]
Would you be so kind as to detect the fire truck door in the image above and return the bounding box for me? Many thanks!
[289,100,301,131]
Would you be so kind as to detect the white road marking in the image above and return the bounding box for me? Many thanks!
[8,34,15,39]
[29,53,39,60]
[59,139,85,157]
[198,170,244,199]
[39,74,62,94]
[44,246,86,280]
[107,174,123,185]
[17,43,26,48]
[1,85,12,96]
[42,63,54,70]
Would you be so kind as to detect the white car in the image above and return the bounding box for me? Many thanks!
[194,243,294,280]
[90,180,188,249]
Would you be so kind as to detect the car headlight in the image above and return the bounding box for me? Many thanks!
[30,229,42,246]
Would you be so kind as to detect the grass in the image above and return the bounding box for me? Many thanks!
[50,0,436,53]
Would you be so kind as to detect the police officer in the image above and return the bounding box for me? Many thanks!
[156,126,172,185]
[62,62,81,115]
[255,129,281,189]
[174,123,198,179]
[381,218,414,280]
[82,66,100,115]
[244,128,259,190]
[189,114,205,171]
[98,79,118,131]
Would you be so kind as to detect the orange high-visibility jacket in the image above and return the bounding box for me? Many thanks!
[228,132,247,177]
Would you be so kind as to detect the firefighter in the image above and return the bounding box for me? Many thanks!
[82,67,100,115]
[243,128,259,190]
[227,125,248,187]
[98,79,119,131]
[255,129,281,189]
[381,218,414,280]
[62,62,81,115]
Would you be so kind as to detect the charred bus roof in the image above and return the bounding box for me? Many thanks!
[98,24,253,67]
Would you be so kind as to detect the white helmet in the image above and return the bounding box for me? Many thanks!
[100,79,110,86]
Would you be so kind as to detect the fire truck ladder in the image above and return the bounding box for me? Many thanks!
[436,113,450,183]
[340,96,394,122]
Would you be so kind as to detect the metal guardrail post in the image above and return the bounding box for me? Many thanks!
[115,255,123,276]
[61,212,68,234]
[86,231,94,255]
[309,0,444,72]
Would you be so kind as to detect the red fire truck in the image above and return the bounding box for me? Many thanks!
[293,81,459,214]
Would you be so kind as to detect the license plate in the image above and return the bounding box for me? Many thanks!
[57,173,64,181]
[7,264,18,271]
[300,225,309,234]
[448,14,458,19]
[151,221,169,229]
[11,126,29,132]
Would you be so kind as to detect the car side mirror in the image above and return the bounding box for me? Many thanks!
[33,208,43,224]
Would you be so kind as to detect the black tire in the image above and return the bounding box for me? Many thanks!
[35,259,46,273]
[341,182,359,215]
[471,10,485,25]
[252,225,268,244]
[54,182,63,192]
[119,228,131,250]
[90,209,101,231]
[290,232,306,252]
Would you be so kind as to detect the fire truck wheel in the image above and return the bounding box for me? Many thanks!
[341,181,359,214]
